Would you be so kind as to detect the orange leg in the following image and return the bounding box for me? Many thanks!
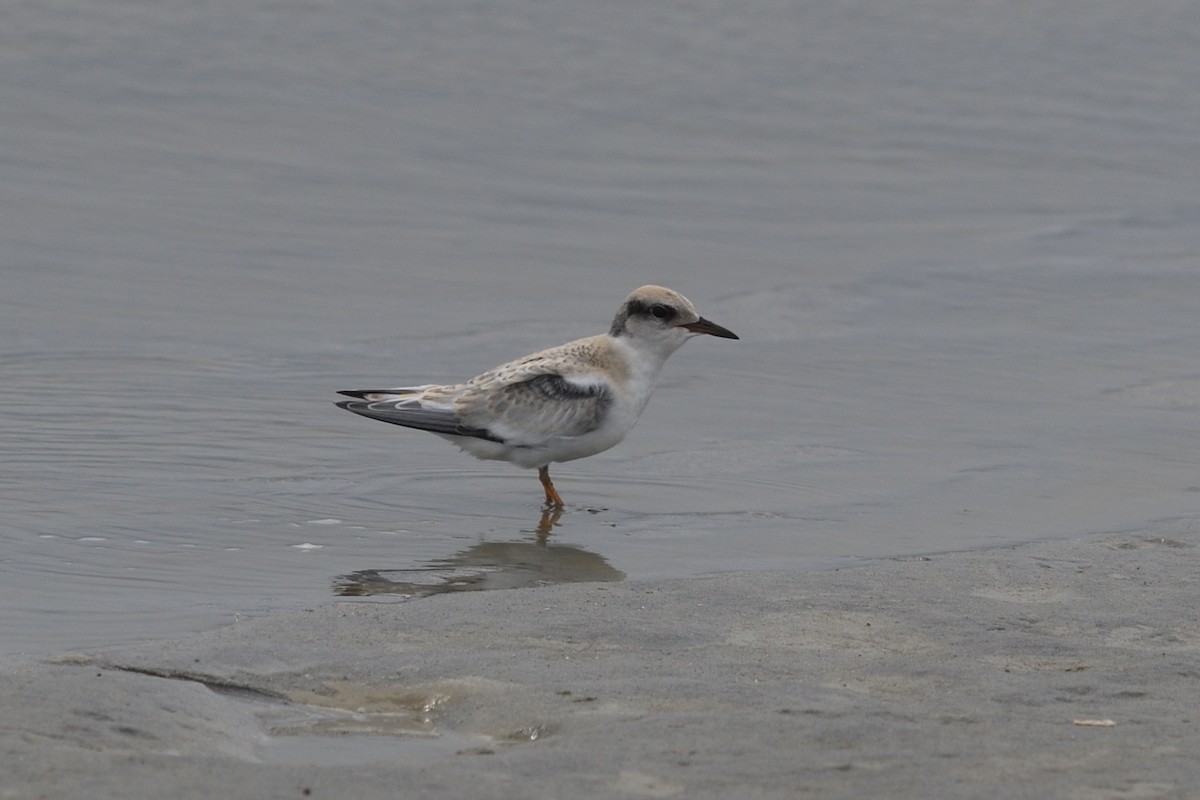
[538,465,564,508]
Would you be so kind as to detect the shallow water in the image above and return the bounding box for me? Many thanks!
[4,0,1200,660]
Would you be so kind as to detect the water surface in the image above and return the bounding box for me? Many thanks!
[4,0,1199,660]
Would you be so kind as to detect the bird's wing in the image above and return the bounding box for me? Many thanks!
[336,386,502,442]
[337,335,617,445]
[454,372,612,445]
[336,387,427,401]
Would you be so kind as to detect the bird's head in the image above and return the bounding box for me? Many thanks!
[609,285,738,354]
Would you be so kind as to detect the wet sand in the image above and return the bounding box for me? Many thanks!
[4,519,1198,799]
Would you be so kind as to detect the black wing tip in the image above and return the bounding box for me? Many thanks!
[333,398,503,443]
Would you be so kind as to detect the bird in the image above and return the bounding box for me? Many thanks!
[336,285,738,508]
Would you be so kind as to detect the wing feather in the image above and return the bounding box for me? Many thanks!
[335,398,502,442]
[455,373,610,444]
[337,335,617,447]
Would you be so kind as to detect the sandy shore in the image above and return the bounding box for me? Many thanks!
[4,520,1198,800]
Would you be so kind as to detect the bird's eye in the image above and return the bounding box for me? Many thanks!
[650,304,672,320]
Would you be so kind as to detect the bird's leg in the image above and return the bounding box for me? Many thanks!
[538,466,564,509]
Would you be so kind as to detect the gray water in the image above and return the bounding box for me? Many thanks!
[4,0,1199,661]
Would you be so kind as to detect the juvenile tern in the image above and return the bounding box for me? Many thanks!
[337,285,738,507]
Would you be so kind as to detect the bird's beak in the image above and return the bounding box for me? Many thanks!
[682,317,739,339]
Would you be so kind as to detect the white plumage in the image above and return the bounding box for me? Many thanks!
[337,285,738,507]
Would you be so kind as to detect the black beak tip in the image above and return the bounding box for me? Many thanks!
[685,316,739,339]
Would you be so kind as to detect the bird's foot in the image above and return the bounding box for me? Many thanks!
[537,466,565,509]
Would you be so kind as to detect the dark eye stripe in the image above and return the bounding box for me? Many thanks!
[610,298,678,336]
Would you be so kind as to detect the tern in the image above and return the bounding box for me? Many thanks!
[337,285,738,507]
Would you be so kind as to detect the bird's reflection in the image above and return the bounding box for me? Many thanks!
[532,505,563,539]
[334,507,623,597]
